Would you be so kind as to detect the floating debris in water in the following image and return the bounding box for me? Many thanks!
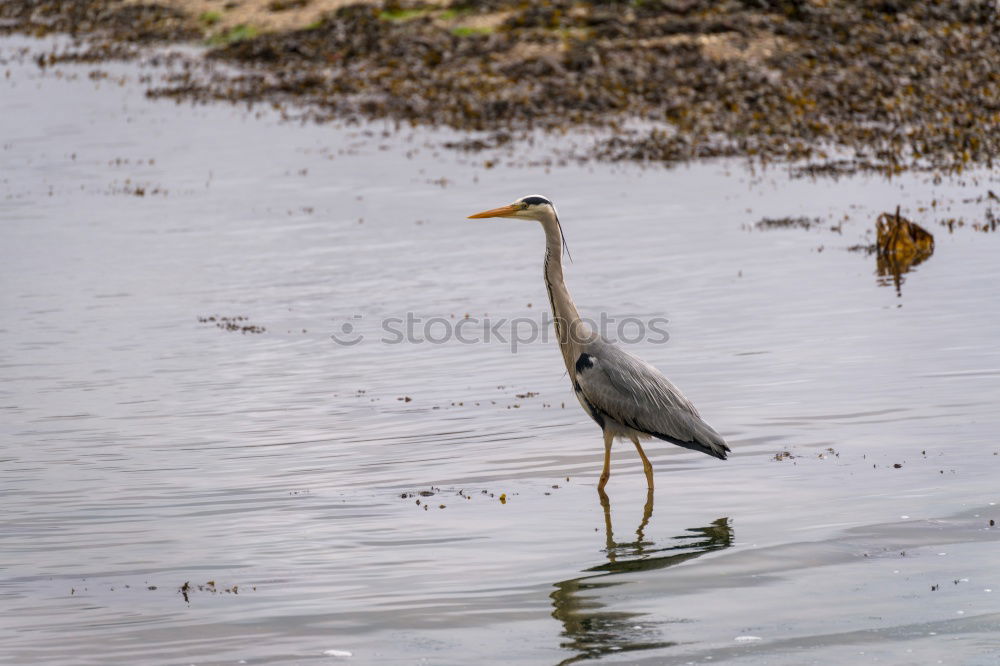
[877,208,935,262]
[755,216,821,231]
[403,486,509,507]
[198,315,266,334]
[177,580,244,600]
[872,207,935,295]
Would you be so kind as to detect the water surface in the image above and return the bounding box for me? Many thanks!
[2,37,1000,665]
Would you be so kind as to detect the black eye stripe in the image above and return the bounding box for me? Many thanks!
[521,196,551,206]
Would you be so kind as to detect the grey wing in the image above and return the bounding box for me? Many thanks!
[574,341,730,460]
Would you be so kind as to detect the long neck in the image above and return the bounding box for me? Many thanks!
[541,213,590,373]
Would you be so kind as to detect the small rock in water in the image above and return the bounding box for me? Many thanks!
[323,649,352,657]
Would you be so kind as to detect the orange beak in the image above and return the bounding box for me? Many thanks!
[467,204,519,219]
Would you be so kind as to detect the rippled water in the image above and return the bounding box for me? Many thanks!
[2,37,1000,665]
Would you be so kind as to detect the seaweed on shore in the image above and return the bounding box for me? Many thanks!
[0,0,200,42]
[4,0,999,174]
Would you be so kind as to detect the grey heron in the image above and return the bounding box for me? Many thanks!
[468,195,730,492]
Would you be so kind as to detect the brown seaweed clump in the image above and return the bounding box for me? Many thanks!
[877,208,934,260]
[875,207,934,294]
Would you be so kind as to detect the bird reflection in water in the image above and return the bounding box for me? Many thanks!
[550,490,732,664]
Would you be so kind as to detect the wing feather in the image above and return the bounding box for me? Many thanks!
[574,341,730,460]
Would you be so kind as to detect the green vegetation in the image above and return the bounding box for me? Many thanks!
[450,25,493,37]
[207,24,258,46]
[198,11,222,27]
[438,8,472,21]
[268,0,310,11]
[378,8,431,21]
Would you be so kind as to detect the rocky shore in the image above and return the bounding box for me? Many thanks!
[4,0,998,174]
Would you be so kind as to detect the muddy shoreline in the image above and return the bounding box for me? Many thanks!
[3,0,998,174]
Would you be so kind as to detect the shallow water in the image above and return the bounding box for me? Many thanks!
[2,37,1000,665]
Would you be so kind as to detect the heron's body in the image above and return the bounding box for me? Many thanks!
[469,195,729,491]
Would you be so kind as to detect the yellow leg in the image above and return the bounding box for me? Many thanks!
[630,435,654,489]
[598,429,613,492]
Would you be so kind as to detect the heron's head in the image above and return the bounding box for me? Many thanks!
[468,194,571,259]
[467,194,557,222]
